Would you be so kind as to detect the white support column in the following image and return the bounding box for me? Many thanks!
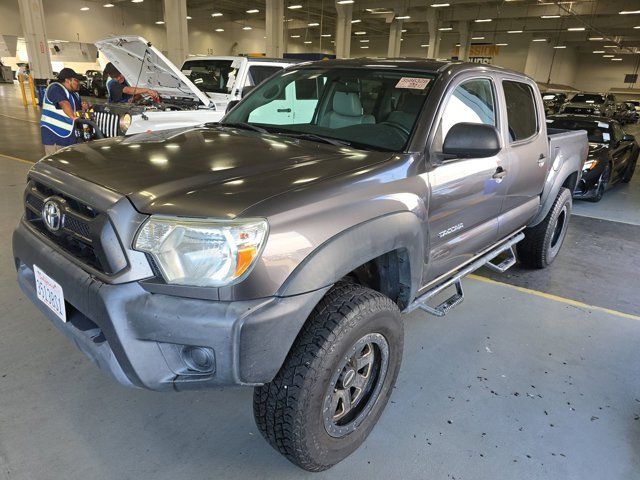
[266,0,285,58]
[458,21,471,61]
[164,0,189,66]
[17,0,52,80]
[388,21,403,58]
[335,3,353,59]
[426,9,440,60]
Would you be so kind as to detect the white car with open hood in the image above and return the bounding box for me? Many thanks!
[90,36,296,137]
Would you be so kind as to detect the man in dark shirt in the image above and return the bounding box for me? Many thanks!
[40,68,88,155]
[103,62,159,103]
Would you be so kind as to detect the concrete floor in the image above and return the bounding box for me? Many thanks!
[1,83,640,479]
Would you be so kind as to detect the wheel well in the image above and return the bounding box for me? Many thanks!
[343,249,412,310]
[562,171,579,192]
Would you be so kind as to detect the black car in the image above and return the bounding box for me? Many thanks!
[542,92,567,115]
[547,115,639,202]
[561,92,617,118]
[85,69,106,97]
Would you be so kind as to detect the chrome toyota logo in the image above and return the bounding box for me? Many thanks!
[42,199,63,232]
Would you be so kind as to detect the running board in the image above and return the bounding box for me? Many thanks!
[407,232,525,317]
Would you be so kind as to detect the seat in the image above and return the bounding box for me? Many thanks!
[386,92,423,131]
[321,92,375,129]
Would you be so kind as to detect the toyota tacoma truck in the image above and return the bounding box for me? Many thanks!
[13,59,588,471]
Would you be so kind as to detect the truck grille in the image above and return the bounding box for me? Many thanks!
[92,110,120,137]
[23,180,126,275]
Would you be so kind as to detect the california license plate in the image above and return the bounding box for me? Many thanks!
[34,265,67,322]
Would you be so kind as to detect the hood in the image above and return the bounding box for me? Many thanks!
[588,143,608,155]
[39,127,393,218]
[96,36,210,107]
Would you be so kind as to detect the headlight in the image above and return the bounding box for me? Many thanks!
[593,109,601,115]
[583,159,599,171]
[134,217,268,287]
[119,113,132,133]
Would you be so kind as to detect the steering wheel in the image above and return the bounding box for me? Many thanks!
[74,118,105,142]
[380,121,411,137]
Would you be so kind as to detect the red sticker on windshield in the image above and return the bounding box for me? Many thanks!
[395,77,431,89]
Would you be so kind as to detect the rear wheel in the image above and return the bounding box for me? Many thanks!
[253,282,403,471]
[517,187,572,269]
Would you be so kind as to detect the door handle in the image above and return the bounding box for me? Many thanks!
[492,167,507,181]
[277,108,292,113]
[538,153,547,167]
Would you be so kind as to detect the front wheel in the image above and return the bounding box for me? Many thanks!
[587,163,611,202]
[621,153,638,183]
[253,282,403,471]
[517,187,572,269]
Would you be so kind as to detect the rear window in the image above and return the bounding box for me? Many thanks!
[570,94,605,104]
[546,118,611,144]
[503,81,538,142]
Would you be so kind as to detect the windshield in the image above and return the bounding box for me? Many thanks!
[570,94,605,104]
[222,67,435,152]
[181,59,234,94]
[547,118,611,143]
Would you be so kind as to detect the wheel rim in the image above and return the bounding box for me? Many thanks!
[323,333,389,438]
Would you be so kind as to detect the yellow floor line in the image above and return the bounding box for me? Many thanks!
[0,152,35,165]
[468,273,640,321]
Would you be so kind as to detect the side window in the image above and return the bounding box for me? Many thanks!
[246,66,282,87]
[503,80,538,142]
[434,78,496,151]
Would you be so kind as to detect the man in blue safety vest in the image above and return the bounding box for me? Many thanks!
[40,68,88,155]
[103,62,159,103]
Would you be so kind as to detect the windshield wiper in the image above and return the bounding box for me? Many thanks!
[216,122,270,134]
[280,132,351,147]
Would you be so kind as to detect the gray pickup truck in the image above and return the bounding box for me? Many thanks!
[13,59,587,471]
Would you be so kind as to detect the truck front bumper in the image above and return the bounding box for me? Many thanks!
[13,221,329,391]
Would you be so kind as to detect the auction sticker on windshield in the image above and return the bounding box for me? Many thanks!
[396,77,431,90]
[34,265,66,322]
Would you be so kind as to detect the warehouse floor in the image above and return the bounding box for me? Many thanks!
[1,83,639,480]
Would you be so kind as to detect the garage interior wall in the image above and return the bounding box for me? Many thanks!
[0,0,637,93]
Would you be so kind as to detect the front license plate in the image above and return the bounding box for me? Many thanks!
[34,265,67,322]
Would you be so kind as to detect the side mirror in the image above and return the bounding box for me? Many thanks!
[241,85,254,98]
[225,100,240,114]
[622,133,635,142]
[442,123,501,159]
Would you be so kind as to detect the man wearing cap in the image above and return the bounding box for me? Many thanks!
[40,68,88,155]
[103,62,159,103]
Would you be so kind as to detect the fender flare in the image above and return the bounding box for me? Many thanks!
[529,160,580,227]
[277,211,425,302]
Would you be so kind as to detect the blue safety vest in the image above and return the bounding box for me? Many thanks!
[40,82,76,139]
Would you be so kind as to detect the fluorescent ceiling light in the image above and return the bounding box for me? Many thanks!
[592,50,605,53]
[243,26,252,30]
[290,35,300,38]
[103,3,114,6]
[304,40,312,44]
[360,46,369,49]
[215,28,224,32]
[532,38,547,42]
[246,9,259,13]
[604,45,618,48]
[80,6,89,10]
[401,29,407,32]
[619,10,640,15]
[472,36,485,40]
[553,45,567,49]
[337,0,354,4]
[396,15,411,20]
[496,43,508,46]
[602,54,614,57]
[155,20,164,24]
[541,15,560,19]
[308,22,319,26]
[635,26,640,29]
[439,27,453,31]
[351,19,361,23]
[321,34,331,37]
[288,4,302,9]
[354,31,366,35]
[359,39,369,42]
[431,3,450,7]
[186,16,192,20]
[567,27,585,31]
[131,0,143,3]
[211,12,223,17]
[508,30,523,33]
[588,37,604,40]
[475,18,492,23]
[421,44,429,47]
[611,58,623,61]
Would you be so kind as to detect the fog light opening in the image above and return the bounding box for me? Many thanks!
[181,346,215,373]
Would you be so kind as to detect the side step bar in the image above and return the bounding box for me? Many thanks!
[406,232,524,317]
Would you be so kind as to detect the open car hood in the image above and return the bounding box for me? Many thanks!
[96,36,210,107]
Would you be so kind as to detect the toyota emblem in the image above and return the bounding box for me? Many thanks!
[42,199,63,232]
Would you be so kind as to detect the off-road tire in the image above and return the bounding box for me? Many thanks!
[253,282,403,472]
[621,153,638,183]
[517,187,572,269]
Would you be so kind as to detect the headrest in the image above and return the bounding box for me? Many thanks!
[333,92,363,117]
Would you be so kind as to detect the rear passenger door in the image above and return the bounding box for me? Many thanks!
[497,78,548,237]
[424,76,507,283]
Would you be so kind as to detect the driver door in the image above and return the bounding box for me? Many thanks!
[422,77,507,284]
